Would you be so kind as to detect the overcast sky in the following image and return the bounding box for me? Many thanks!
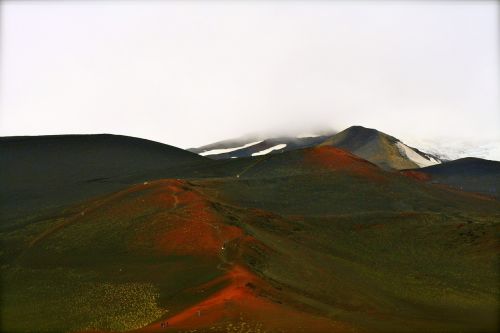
[0,1,498,150]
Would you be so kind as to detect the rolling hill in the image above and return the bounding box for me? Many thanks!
[1,138,499,333]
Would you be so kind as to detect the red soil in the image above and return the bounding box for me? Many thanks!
[304,146,385,181]
[135,264,347,333]
[121,179,245,257]
[69,179,352,333]
[160,266,256,326]
[41,178,245,258]
[154,183,242,256]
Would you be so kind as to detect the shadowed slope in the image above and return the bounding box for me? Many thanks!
[402,157,500,197]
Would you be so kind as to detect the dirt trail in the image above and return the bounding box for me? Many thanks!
[131,182,266,332]
[136,181,343,333]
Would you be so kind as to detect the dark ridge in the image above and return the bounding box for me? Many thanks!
[0,134,213,221]
[410,157,500,197]
[418,157,500,175]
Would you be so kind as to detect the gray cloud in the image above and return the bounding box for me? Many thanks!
[0,1,498,150]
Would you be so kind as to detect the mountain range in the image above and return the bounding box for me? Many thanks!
[189,125,443,170]
[1,126,499,333]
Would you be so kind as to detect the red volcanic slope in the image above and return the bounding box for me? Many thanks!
[303,146,385,180]
[65,179,352,332]
[150,182,242,256]
[93,180,345,333]
[135,264,348,333]
[76,179,242,257]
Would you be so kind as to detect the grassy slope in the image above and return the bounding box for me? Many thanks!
[1,146,499,333]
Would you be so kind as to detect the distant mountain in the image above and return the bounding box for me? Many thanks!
[402,157,500,197]
[188,133,335,159]
[190,126,443,170]
[0,134,213,221]
[319,126,442,170]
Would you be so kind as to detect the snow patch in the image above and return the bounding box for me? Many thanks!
[200,141,263,156]
[396,142,440,168]
[251,144,287,156]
